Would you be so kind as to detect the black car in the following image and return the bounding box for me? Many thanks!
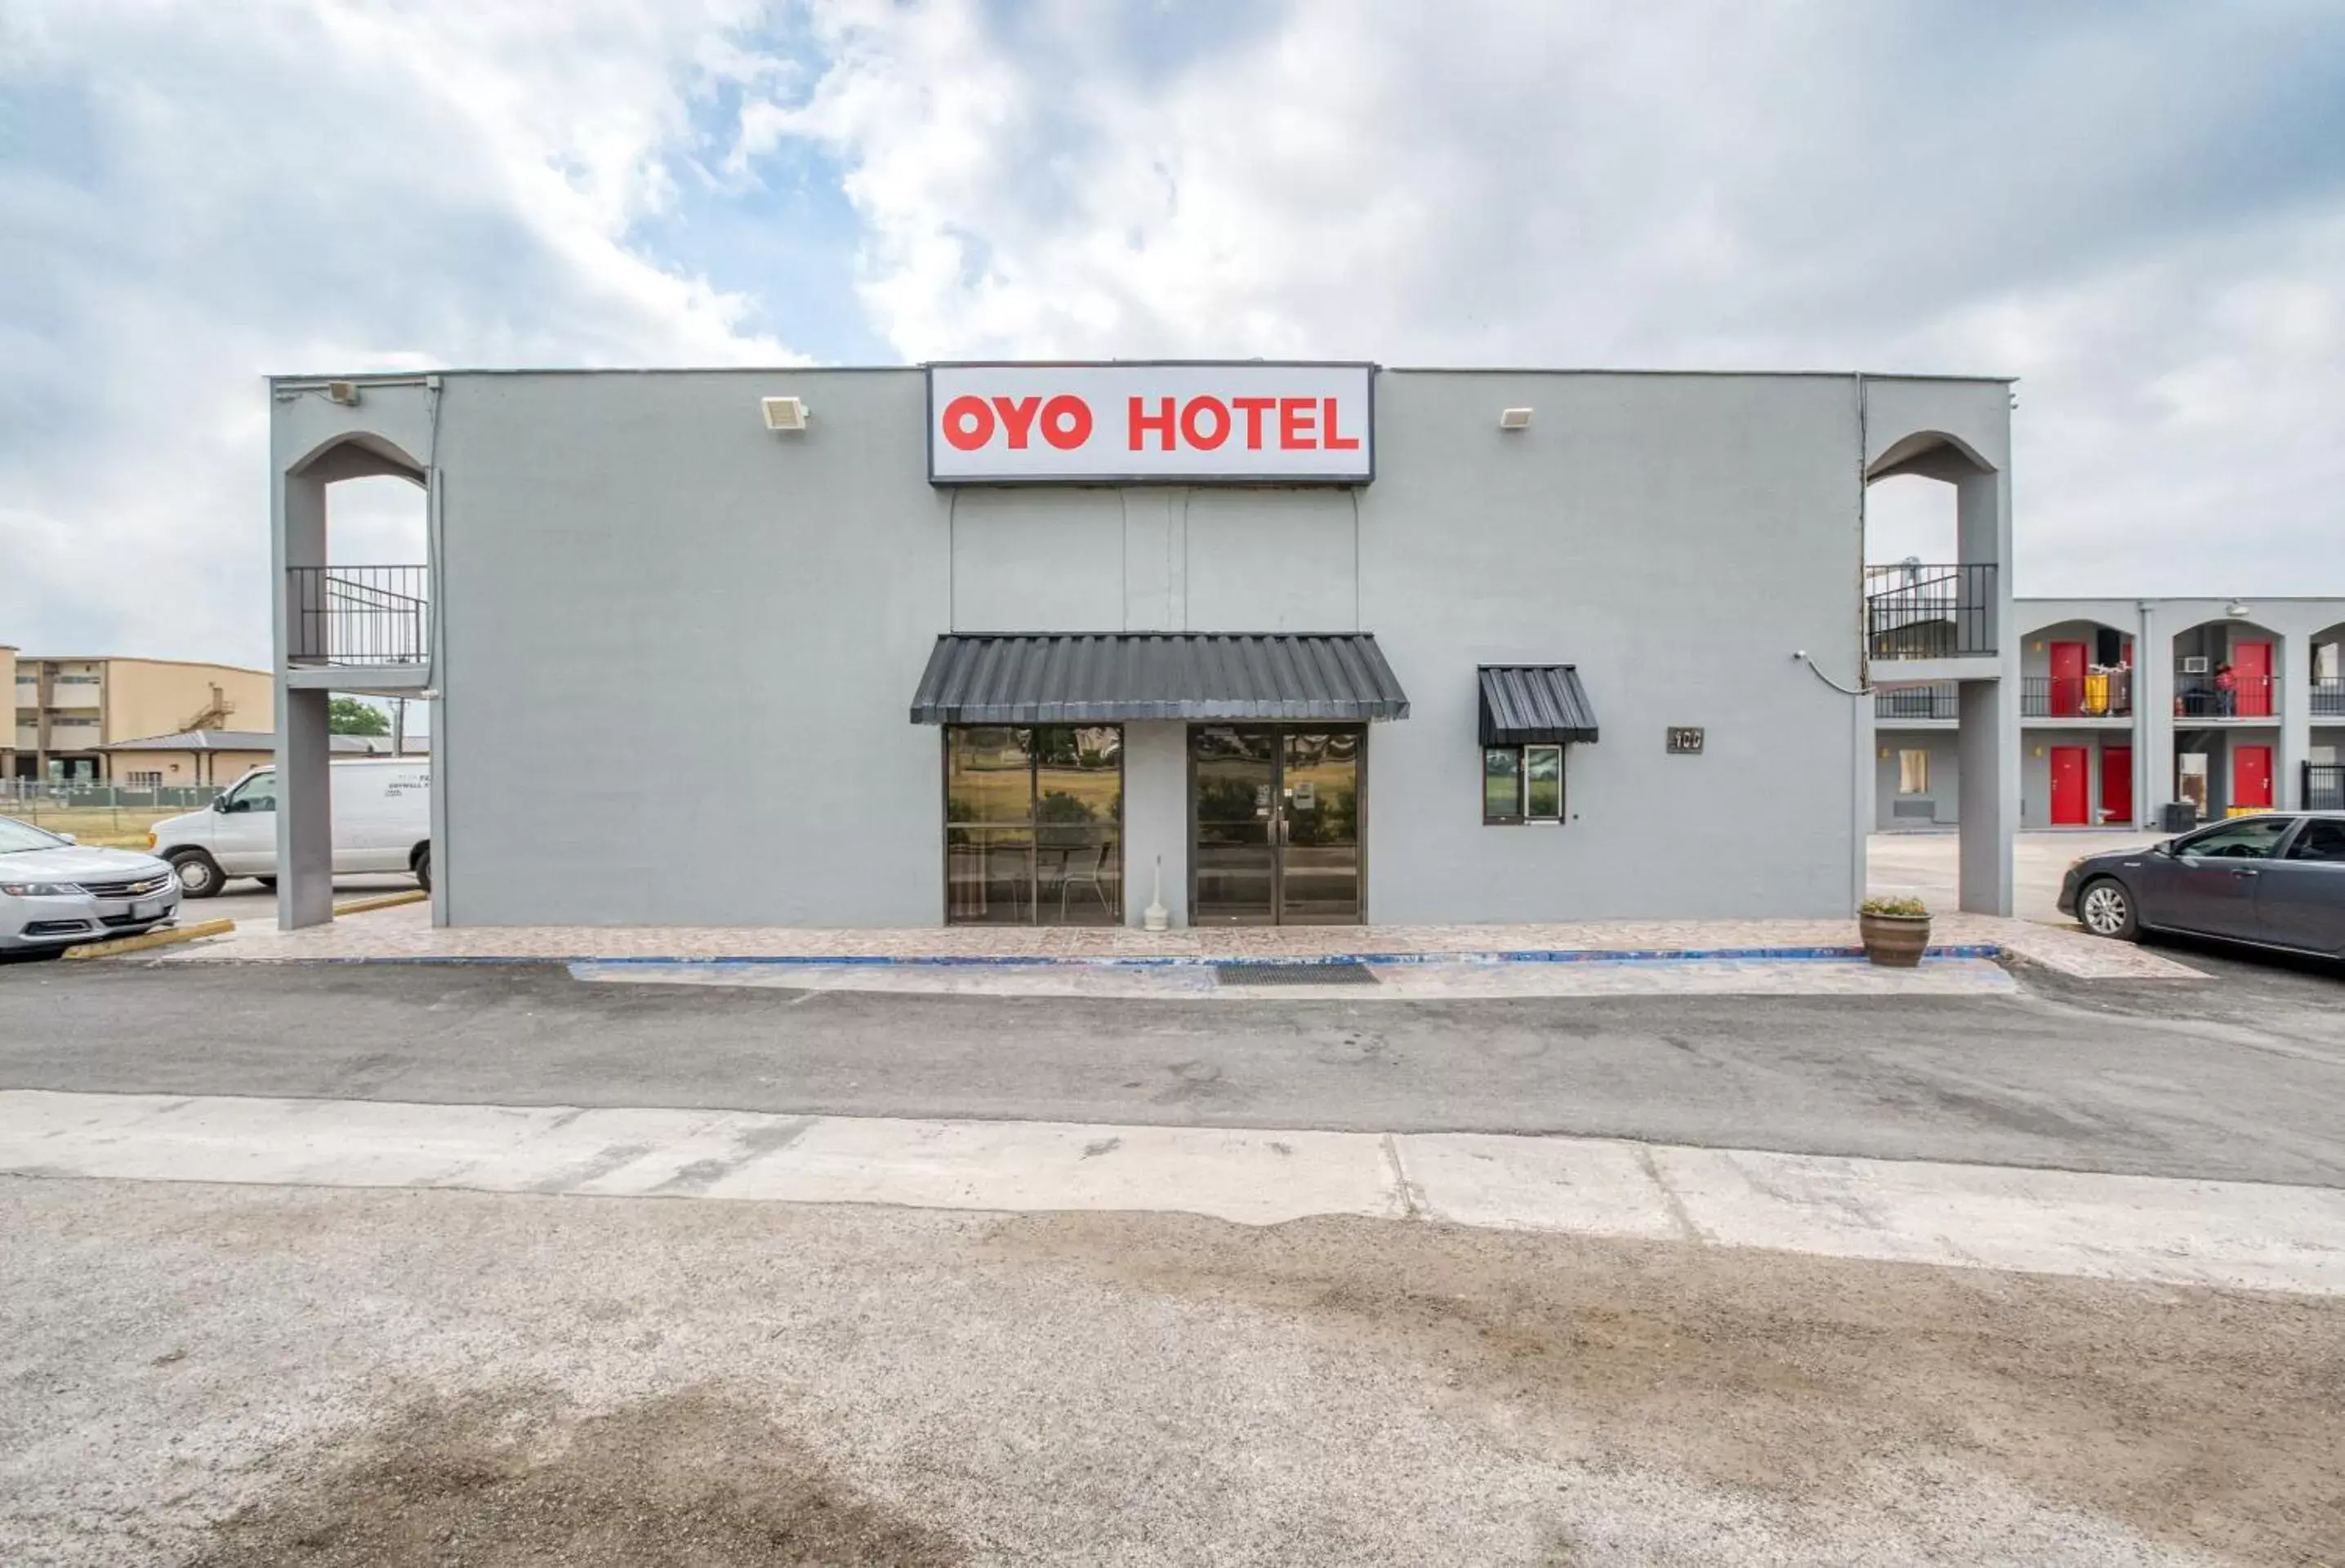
[2058,811,2345,956]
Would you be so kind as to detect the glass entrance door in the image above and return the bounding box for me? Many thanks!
[1189,726,1363,924]
[1192,728,1278,923]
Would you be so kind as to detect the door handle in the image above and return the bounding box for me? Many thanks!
[2232,868,2261,878]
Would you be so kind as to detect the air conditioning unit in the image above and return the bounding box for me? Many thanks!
[760,396,810,432]
[2181,656,2209,675]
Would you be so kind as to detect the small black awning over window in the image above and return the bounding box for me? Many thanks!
[910,633,1411,724]
[1478,665,1599,745]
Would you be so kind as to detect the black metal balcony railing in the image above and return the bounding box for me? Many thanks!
[1865,563,1997,659]
[2308,764,2345,812]
[1874,684,1958,721]
[2173,673,2276,719]
[2022,670,2132,719]
[2315,679,2345,718]
[288,565,429,666]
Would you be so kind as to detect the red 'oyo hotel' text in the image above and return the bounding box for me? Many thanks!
[938,394,1362,453]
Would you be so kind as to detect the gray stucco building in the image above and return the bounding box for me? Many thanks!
[266,363,2018,930]
[1875,597,2345,831]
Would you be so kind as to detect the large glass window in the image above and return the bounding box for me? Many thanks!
[1897,750,1931,795]
[946,726,1121,924]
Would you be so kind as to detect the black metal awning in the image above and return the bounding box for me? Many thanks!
[1478,665,1599,745]
[910,633,1411,724]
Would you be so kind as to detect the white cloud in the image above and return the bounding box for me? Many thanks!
[6,0,2340,678]
[760,0,2345,595]
[1,0,800,667]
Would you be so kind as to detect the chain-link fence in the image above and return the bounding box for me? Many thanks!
[1,781,224,849]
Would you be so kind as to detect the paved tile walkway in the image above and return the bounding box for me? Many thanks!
[158,899,2199,980]
[570,955,2021,1000]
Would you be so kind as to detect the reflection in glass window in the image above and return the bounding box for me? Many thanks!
[2288,819,2345,862]
[1485,744,1572,826]
[1482,748,1522,824]
[1525,745,1563,821]
[2176,816,2291,860]
[945,726,1121,925]
[230,770,278,813]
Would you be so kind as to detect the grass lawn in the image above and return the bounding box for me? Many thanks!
[7,806,188,851]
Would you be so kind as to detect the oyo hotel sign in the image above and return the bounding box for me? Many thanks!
[926,362,1374,484]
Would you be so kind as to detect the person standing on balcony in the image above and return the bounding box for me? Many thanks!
[2214,662,2237,716]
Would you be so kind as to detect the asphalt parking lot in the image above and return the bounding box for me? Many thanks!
[5,944,2340,1186]
[193,872,419,928]
[5,845,2339,1565]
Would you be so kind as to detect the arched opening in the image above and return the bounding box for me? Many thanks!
[1861,416,2011,915]
[286,434,430,670]
[273,414,437,931]
[2169,616,2284,818]
[1864,431,1999,662]
[2018,617,2138,828]
[2021,617,2134,719]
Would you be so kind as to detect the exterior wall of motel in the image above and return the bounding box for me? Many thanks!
[273,367,2015,927]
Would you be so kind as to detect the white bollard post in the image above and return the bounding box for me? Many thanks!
[1144,853,1169,932]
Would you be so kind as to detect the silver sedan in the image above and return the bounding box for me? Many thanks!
[0,816,182,952]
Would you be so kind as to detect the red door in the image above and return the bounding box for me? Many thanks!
[2235,746,2273,809]
[2101,746,2133,824]
[2234,640,2273,717]
[2049,641,2087,717]
[2050,746,2090,825]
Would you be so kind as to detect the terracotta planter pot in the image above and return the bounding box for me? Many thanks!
[1859,912,1930,968]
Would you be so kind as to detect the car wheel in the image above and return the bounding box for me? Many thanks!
[413,845,431,894]
[2077,877,2138,941]
[168,849,225,900]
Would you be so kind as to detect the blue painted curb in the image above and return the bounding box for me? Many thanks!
[280,943,2005,970]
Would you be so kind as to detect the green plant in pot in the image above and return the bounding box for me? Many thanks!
[1857,896,1931,968]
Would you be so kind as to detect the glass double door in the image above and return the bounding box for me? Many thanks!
[1191,727,1362,924]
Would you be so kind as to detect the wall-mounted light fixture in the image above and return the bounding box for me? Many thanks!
[761,396,811,432]
[326,381,361,406]
[2226,601,2251,618]
[1498,408,1533,430]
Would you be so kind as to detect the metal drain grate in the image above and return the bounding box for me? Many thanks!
[1213,962,1380,987]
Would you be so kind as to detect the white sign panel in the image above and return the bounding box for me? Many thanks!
[927,362,1374,484]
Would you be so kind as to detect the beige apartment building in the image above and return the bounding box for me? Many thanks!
[5,648,274,783]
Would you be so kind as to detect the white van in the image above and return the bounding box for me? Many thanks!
[148,758,432,898]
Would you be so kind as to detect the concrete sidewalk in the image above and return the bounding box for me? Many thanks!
[7,1089,2337,1294]
[154,898,2197,980]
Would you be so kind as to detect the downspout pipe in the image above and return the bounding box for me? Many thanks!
[2137,599,2156,827]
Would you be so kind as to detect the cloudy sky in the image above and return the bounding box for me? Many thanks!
[5,0,2343,670]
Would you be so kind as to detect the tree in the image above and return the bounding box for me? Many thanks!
[328,697,389,736]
